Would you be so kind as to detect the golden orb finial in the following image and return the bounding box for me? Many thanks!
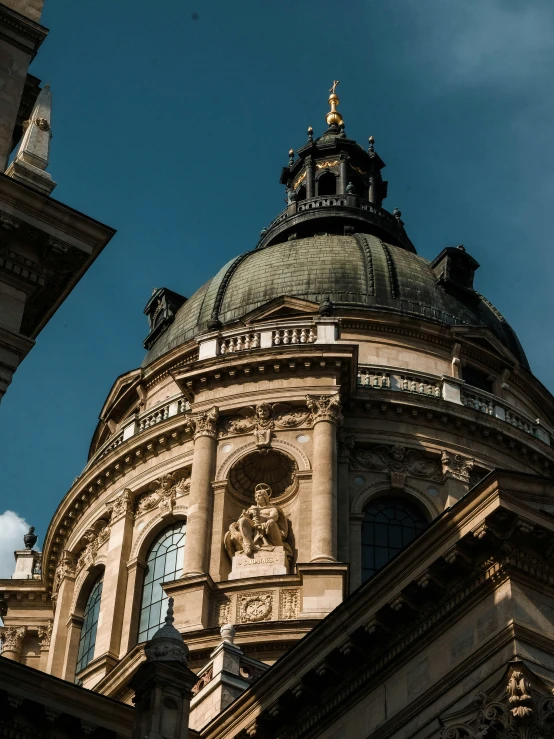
[326,80,344,128]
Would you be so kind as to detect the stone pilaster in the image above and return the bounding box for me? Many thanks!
[0,625,27,662]
[337,430,355,563]
[182,407,219,576]
[94,488,135,660]
[441,450,474,506]
[47,550,76,676]
[306,394,342,563]
[37,620,52,671]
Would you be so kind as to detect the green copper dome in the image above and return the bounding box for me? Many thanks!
[143,233,527,368]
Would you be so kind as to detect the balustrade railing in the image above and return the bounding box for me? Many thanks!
[357,364,553,446]
[220,333,261,354]
[273,326,316,346]
[90,395,190,466]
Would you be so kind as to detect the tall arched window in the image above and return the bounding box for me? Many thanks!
[361,497,427,582]
[138,522,186,642]
[76,575,103,674]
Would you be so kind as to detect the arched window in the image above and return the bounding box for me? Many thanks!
[76,575,103,674]
[361,497,427,582]
[317,171,337,196]
[138,522,186,642]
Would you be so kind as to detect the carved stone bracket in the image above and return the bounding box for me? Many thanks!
[306,393,342,425]
[442,450,474,483]
[219,402,311,450]
[107,488,134,523]
[37,620,53,649]
[52,550,77,597]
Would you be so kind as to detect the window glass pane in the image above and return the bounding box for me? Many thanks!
[75,576,103,677]
[361,497,427,582]
[137,522,186,642]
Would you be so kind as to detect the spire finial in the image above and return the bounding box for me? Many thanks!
[165,597,175,625]
[326,80,344,128]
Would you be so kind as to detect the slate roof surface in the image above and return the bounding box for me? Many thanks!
[143,234,527,368]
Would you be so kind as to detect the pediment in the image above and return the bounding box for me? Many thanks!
[242,296,319,325]
[98,368,141,421]
[452,326,518,366]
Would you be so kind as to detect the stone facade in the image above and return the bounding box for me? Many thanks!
[1,74,554,739]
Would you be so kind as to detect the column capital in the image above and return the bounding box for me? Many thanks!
[0,625,27,654]
[441,450,474,482]
[191,406,219,439]
[53,549,77,600]
[306,393,343,426]
[37,620,53,649]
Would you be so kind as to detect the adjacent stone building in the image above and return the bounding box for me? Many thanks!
[0,0,115,400]
[2,78,554,739]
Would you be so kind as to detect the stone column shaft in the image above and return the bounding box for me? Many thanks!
[306,159,314,199]
[46,551,76,676]
[307,395,341,563]
[183,408,219,576]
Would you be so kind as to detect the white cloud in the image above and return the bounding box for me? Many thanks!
[0,510,30,578]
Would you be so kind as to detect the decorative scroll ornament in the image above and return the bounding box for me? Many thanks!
[135,472,190,518]
[0,625,27,652]
[53,550,77,596]
[191,406,219,439]
[440,664,554,739]
[352,444,443,482]
[76,520,110,572]
[219,403,310,444]
[442,450,474,483]
[192,665,214,695]
[37,621,53,649]
[107,488,134,523]
[306,393,342,425]
[224,483,292,560]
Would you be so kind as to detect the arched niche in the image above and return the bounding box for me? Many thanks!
[351,480,440,520]
[316,169,338,196]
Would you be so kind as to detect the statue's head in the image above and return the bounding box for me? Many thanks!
[256,403,271,420]
[254,483,272,505]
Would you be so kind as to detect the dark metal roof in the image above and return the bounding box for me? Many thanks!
[143,234,528,368]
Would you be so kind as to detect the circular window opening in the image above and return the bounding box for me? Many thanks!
[229,449,296,497]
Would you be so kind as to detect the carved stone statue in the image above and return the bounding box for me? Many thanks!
[224,484,292,560]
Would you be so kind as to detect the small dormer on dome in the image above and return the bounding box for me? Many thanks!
[260,81,413,252]
[143,287,187,349]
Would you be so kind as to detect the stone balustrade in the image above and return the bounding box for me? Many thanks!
[88,395,190,466]
[273,326,317,346]
[220,333,261,354]
[357,364,553,446]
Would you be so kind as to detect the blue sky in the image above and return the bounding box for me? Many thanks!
[1,0,554,571]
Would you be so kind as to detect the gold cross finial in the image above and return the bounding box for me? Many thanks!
[326,80,344,127]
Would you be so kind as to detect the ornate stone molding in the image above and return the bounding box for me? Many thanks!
[134,472,190,518]
[279,589,300,620]
[107,488,134,523]
[53,550,77,597]
[351,444,442,482]
[76,520,110,573]
[441,664,554,739]
[238,591,274,623]
[306,393,342,425]
[219,402,310,450]
[337,428,355,462]
[37,620,53,649]
[0,625,27,653]
[442,450,474,482]
[191,406,219,439]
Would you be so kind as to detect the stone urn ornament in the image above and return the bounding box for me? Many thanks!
[23,526,37,550]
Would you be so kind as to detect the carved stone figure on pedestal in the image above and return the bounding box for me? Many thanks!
[225,484,292,579]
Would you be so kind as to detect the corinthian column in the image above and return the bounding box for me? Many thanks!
[306,394,342,562]
[182,407,219,576]
[0,625,27,662]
